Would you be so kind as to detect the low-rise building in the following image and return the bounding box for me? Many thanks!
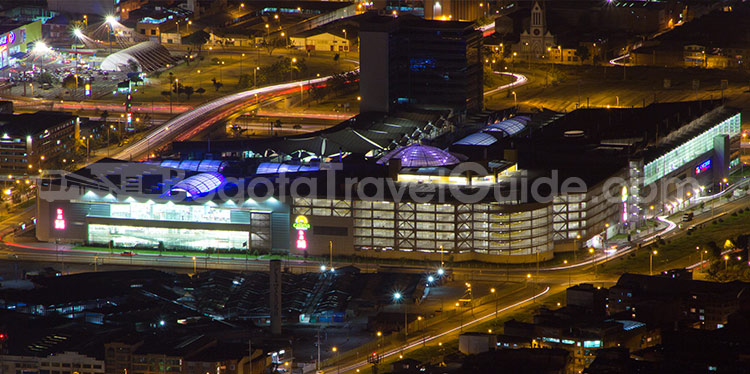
[0,351,105,374]
[608,273,750,330]
[0,111,78,174]
[290,30,349,52]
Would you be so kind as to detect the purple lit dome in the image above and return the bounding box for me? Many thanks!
[376,144,460,167]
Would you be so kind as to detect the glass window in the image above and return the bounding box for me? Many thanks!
[89,224,252,250]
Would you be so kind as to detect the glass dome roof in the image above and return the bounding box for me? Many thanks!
[453,132,498,146]
[376,144,460,167]
[485,117,529,137]
[169,172,225,198]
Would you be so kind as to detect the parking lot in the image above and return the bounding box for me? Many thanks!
[0,51,128,100]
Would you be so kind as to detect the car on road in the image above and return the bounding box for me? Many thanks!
[121,251,136,256]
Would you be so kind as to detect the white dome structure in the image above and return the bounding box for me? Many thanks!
[100,41,174,72]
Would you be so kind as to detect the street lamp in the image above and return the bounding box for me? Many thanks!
[650,250,658,275]
[105,15,116,54]
[511,91,517,108]
[332,347,339,374]
[563,260,571,286]
[490,287,498,317]
[192,256,197,273]
[393,292,407,337]
[724,254,730,270]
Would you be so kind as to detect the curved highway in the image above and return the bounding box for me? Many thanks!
[112,74,347,161]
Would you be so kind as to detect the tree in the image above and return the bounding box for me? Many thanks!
[182,30,211,55]
[574,45,590,65]
[62,75,78,89]
[237,74,252,89]
[707,241,721,258]
[211,77,223,92]
[127,59,140,72]
[161,90,172,101]
[262,36,286,56]
[183,86,194,100]
[196,87,206,95]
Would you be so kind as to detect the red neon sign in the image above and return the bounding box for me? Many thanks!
[54,208,66,230]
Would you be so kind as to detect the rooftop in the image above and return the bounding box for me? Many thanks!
[0,111,76,137]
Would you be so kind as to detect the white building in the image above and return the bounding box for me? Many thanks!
[0,352,105,374]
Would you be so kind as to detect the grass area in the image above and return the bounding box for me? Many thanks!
[599,207,750,275]
[99,50,359,104]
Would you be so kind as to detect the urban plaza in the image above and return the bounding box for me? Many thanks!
[37,100,741,264]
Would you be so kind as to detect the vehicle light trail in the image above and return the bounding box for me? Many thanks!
[112,72,356,161]
[333,286,550,374]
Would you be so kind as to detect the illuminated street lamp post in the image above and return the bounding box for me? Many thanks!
[490,287,498,317]
[192,256,197,273]
[332,347,339,374]
[724,254,730,271]
[393,292,407,338]
[105,15,116,55]
[563,260,570,286]
[650,250,658,276]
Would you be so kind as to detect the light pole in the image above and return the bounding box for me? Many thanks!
[574,234,580,263]
[724,255,729,271]
[393,292,407,337]
[342,29,348,55]
[563,260,570,286]
[192,256,197,273]
[490,287,498,316]
[332,347,339,374]
[254,66,259,87]
[650,250,658,276]
[105,15,116,55]
[511,91,517,109]
[589,247,596,277]
[240,53,244,75]
[290,57,297,81]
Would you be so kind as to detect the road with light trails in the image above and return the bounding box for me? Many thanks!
[111,75,342,161]
[484,72,528,96]
[3,186,748,278]
[332,285,553,374]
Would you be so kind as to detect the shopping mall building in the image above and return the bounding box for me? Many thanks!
[37,101,742,263]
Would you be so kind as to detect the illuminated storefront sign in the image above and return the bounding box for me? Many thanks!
[621,186,628,223]
[695,159,711,175]
[293,215,310,249]
[54,208,66,230]
[0,31,17,47]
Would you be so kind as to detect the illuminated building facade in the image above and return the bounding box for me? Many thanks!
[360,14,483,113]
[0,111,78,173]
[424,0,483,21]
[0,20,42,70]
[37,102,741,264]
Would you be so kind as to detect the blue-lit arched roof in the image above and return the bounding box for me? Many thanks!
[256,162,320,174]
[376,144,460,167]
[169,172,225,198]
[485,117,528,137]
[153,159,227,172]
[453,132,498,146]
